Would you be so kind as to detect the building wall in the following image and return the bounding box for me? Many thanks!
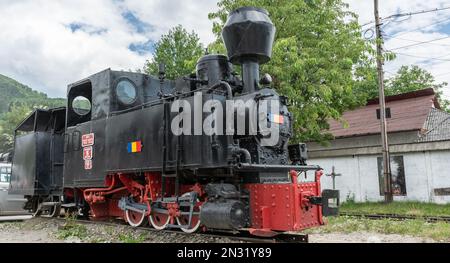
[308,131,419,152]
[309,150,450,204]
[428,151,450,203]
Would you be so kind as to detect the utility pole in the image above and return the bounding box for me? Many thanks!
[374,0,393,203]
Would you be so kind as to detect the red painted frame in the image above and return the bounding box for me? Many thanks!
[245,170,324,236]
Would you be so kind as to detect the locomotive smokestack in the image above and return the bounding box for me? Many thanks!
[222,7,275,94]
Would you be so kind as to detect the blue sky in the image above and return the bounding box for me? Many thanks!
[0,0,218,97]
[1,0,450,99]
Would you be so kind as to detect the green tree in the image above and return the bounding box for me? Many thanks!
[387,66,449,109]
[209,0,372,142]
[352,49,397,102]
[144,25,204,79]
[353,65,380,101]
[358,65,450,111]
[0,100,65,153]
[0,104,33,152]
[0,74,66,152]
[387,65,446,94]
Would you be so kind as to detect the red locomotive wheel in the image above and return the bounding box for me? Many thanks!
[125,209,147,227]
[149,212,170,230]
[176,193,202,233]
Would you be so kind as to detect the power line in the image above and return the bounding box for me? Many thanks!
[384,69,450,79]
[389,35,450,50]
[434,72,450,77]
[385,6,450,20]
[391,52,450,69]
[385,70,396,75]
[393,52,450,62]
[385,36,450,47]
[361,6,450,27]
[385,16,450,39]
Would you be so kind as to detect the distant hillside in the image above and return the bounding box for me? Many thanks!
[0,74,66,152]
[0,74,66,115]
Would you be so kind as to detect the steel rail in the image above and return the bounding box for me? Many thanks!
[47,217,309,243]
[340,212,450,223]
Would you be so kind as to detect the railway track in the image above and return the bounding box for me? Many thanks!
[340,212,450,223]
[49,217,309,243]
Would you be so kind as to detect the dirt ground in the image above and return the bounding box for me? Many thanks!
[0,217,436,243]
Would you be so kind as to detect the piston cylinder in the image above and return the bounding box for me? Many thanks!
[200,200,247,230]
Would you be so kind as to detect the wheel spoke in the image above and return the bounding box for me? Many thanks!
[125,209,146,227]
[124,194,147,227]
[149,212,170,230]
[176,193,202,233]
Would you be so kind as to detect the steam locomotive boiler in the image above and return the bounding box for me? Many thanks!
[9,7,339,236]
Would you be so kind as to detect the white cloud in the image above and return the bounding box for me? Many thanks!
[0,0,219,97]
[2,1,450,100]
[120,0,219,45]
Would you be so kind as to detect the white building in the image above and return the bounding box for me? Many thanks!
[307,89,450,203]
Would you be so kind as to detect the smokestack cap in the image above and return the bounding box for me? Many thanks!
[222,7,276,65]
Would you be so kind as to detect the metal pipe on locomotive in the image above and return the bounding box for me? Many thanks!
[8,7,339,237]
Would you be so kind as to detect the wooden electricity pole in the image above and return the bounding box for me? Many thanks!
[374,0,393,203]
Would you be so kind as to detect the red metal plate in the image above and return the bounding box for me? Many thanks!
[83,146,93,160]
[82,133,95,147]
[84,159,92,170]
[245,182,323,232]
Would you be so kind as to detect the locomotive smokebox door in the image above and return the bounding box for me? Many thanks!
[321,189,340,216]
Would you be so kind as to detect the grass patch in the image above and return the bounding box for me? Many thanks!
[117,232,146,243]
[340,201,450,217]
[0,222,20,231]
[57,221,88,240]
[305,216,450,241]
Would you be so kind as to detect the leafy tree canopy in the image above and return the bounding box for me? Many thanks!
[356,65,450,111]
[144,25,205,79]
[0,105,33,152]
[387,65,448,104]
[209,0,372,142]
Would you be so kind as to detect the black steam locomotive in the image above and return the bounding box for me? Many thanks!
[9,7,338,236]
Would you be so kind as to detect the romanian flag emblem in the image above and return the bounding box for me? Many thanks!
[269,114,284,124]
[127,141,142,153]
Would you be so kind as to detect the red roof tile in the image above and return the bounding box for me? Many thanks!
[328,88,438,138]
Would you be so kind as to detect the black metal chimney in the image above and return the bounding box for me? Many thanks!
[222,7,276,94]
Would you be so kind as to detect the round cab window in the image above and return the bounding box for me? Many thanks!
[72,96,91,116]
[116,79,137,105]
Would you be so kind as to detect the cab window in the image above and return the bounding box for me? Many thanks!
[0,167,11,183]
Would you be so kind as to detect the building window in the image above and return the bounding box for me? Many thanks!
[378,155,407,196]
[376,108,391,119]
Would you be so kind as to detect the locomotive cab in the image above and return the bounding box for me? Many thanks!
[9,107,66,215]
